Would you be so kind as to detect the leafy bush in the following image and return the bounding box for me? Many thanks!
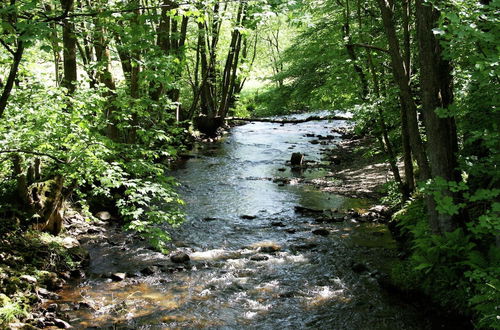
[0,81,185,251]
[391,196,500,328]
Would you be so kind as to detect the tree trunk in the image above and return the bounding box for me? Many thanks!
[0,40,24,118]
[415,0,460,234]
[218,3,245,118]
[344,0,369,100]
[401,0,416,194]
[367,51,407,199]
[376,0,431,181]
[60,0,78,94]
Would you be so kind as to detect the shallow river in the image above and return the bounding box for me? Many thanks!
[55,112,434,329]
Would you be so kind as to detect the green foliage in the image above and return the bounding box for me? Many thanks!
[424,177,468,216]
[0,294,28,326]
[392,196,500,328]
[118,179,184,253]
[0,78,186,252]
[381,181,404,208]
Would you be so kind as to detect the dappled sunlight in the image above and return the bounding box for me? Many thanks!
[304,278,351,307]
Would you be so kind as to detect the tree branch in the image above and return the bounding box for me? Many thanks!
[347,43,390,54]
[0,39,15,56]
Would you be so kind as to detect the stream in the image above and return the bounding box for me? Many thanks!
[53,112,434,329]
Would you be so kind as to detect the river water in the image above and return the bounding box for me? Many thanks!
[54,112,433,329]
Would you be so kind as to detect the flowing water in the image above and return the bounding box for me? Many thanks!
[54,112,433,329]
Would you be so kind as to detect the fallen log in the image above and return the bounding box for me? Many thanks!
[226,115,351,124]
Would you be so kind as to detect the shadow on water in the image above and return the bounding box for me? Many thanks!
[53,112,442,329]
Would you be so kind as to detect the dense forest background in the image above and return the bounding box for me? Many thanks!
[0,0,498,328]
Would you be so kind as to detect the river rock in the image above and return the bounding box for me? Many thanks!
[36,287,60,300]
[170,252,190,263]
[240,215,257,220]
[271,221,286,227]
[41,272,65,291]
[259,245,281,253]
[369,205,389,215]
[290,152,304,166]
[54,318,71,329]
[95,211,112,221]
[294,206,324,214]
[347,209,360,218]
[76,301,92,310]
[20,275,37,284]
[312,228,330,236]
[70,269,85,279]
[250,255,269,261]
[111,273,126,281]
[62,237,80,249]
[141,266,159,275]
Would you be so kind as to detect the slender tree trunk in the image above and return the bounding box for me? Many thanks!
[219,3,245,118]
[415,0,460,234]
[376,0,431,181]
[0,40,24,118]
[60,0,77,94]
[401,0,416,194]
[344,0,369,100]
[128,2,141,143]
[367,51,406,198]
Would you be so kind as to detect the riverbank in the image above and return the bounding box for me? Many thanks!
[0,210,93,328]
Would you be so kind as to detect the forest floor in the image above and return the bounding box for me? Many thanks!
[318,135,395,199]
[293,130,396,202]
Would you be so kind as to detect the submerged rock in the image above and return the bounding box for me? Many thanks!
[294,206,324,214]
[240,215,257,220]
[250,255,269,261]
[312,228,330,236]
[170,252,190,263]
[259,245,281,253]
[141,266,159,275]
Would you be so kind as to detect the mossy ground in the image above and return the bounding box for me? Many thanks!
[0,219,89,327]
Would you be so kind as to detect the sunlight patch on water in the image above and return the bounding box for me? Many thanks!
[255,280,280,293]
[305,286,349,307]
[225,258,249,269]
[265,252,309,265]
[190,249,242,261]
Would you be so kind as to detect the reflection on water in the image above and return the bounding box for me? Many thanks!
[54,112,431,329]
